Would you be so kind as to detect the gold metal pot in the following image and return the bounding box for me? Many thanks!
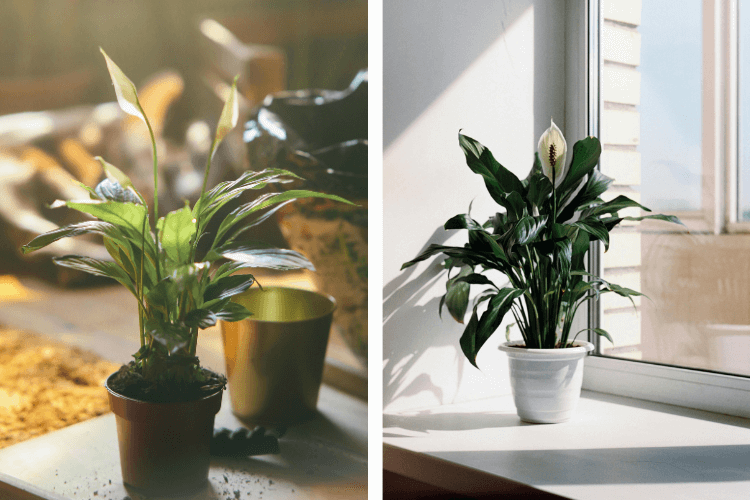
[220,287,336,424]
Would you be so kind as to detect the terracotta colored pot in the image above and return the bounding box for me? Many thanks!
[105,373,223,495]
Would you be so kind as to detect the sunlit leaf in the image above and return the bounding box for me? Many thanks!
[212,75,239,157]
[21,221,116,254]
[100,48,144,122]
[159,204,196,265]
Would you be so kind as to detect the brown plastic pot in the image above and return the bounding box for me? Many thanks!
[105,373,222,495]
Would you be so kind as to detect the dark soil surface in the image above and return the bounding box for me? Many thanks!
[107,362,226,403]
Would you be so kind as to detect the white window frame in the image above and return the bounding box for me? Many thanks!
[571,0,750,419]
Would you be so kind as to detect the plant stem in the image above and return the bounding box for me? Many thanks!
[138,216,146,347]
[189,326,198,356]
[191,143,217,263]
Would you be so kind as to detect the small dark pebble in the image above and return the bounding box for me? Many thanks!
[109,479,112,484]
[224,474,229,483]
[94,492,98,496]
[269,480,273,485]
[234,490,241,499]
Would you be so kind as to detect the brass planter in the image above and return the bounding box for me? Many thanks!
[220,287,336,424]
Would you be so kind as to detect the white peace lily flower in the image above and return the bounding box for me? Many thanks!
[100,48,145,124]
[538,119,568,187]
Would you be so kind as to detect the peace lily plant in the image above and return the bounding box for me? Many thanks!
[22,50,349,399]
[402,120,682,367]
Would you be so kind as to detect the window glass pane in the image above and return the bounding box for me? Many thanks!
[599,0,750,378]
[638,0,702,212]
[740,3,750,220]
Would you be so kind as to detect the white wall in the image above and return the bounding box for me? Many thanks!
[383,0,568,413]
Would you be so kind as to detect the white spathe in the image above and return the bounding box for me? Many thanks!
[537,118,568,187]
[499,340,594,423]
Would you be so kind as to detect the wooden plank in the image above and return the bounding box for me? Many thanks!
[601,148,641,186]
[602,108,640,146]
[603,24,641,66]
[384,444,569,499]
[602,64,641,105]
[603,0,642,26]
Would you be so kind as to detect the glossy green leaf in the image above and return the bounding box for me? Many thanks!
[458,133,524,202]
[572,217,610,251]
[445,278,470,324]
[100,48,144,122]
[215,189,353,246]
[526,172,553,210]
[478,232,510,263]
[499,191,527,221]
[184,309,218,329]
[557,169,614,223]
[159,204,196,265]
[557,136,601,195]
[204,274,255,302]
[215,301,253,322]
[444,214,483,231]
[53,255,134,294]
[21,221,116,254]
[584,195,649,218]
[510,216,547,247]
[218,247,315,271]
[460,287,525,368]
[57,199,148,236]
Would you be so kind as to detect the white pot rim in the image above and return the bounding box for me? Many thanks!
[498,340,594,360]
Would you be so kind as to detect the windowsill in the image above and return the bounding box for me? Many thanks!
[383,390,750,500]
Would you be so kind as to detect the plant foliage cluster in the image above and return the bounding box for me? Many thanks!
[402,122,681,366]
[22,50,349,390]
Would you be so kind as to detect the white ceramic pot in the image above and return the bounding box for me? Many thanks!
[498,340,594,423]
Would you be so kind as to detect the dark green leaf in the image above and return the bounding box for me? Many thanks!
[584,195,649,218]
[458,133,524,203]
[445,214,483,231]
[185,309,218,329]
[510,216,547,247]
[572,217,610,251]
[558,137,602,196]
[557,169,614,223]
[215,301,253,322]
[445,279,470,324]
[460,288,524,368]
[205,274,255,302]
[526,173,553,210]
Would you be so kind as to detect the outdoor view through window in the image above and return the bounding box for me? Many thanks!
[600,0,750,377]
